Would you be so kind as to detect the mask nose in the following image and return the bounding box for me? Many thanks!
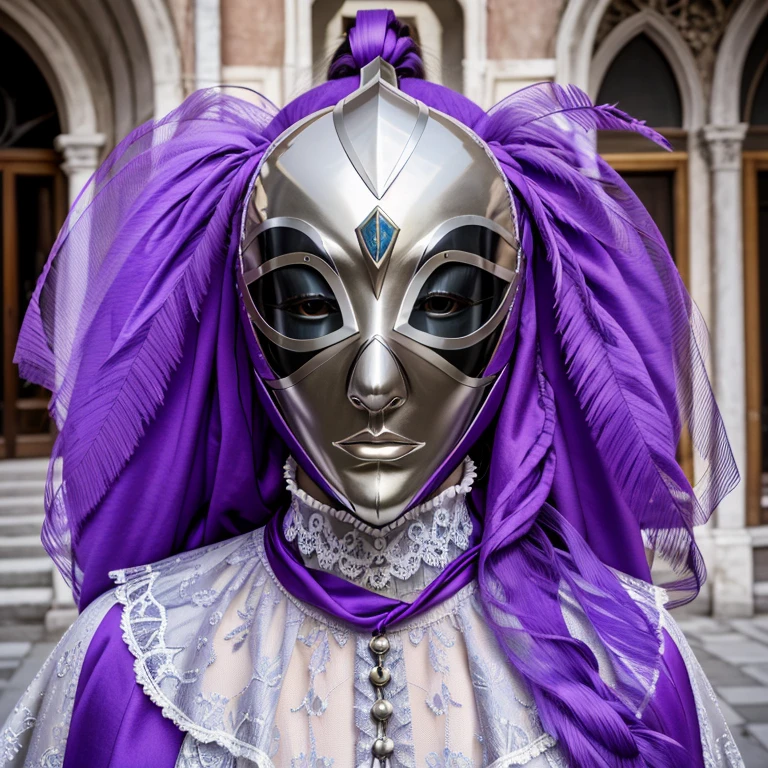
[348,337,407,414]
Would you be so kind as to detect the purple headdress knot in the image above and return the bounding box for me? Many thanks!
[328,9,425,81]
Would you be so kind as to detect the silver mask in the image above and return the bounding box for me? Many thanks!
[239,59,523,527]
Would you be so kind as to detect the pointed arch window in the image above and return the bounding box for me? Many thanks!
[741,15,768,126]
[596,33,683,130]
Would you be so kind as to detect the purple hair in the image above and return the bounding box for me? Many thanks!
[15,9,735,767]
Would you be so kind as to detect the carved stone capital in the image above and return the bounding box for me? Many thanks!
[54,133,107,175]
[702,124,748,172]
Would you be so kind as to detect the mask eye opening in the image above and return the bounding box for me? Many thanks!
[237,252,358,356]
[394,249,520,351]
[242,218,337,273]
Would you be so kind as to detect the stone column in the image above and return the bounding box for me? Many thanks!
[54,133,106,202]
[44,134,105,631]
[195,0,222,89]
[704,123,753,617]
[283,0,312,102]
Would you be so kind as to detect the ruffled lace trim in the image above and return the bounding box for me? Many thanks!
[283,456,477,537]
[114,565,277,766]
[284,459,475,592]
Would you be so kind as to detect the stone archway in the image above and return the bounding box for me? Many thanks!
[555,0,612,90]
[0,0,184,197]
[589,9,705,130]
[0,0,104,198]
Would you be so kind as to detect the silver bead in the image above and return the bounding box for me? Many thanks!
[372,737,395,759]
[371,698,394,721]
[369,634,390,656]
[369,665,391,687]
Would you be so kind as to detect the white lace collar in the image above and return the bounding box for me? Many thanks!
[283,457,477,601]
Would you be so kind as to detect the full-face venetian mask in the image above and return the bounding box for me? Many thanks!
[238,59,523,527]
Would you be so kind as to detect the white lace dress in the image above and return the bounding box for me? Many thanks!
[0,459,743,768]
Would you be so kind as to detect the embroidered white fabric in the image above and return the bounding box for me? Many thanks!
[107,528,742,768]
[0,490,743,768]
[107,528,561,768]
[283,458,476,600]
[0,590,116,767]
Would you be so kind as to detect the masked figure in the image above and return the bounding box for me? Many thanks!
[1,10,743,768]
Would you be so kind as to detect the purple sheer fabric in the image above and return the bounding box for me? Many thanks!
[643,631,705,768]
[15,91,288,606]
[15,9,738,767]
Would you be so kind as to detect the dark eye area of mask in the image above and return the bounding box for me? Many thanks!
[418,294,473,316]
[249,265,343,379]
[409,263,507,339]
[250,265,342,340]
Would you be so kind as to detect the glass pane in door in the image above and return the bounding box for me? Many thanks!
[618,170,676,261]
[14,173,55,454]
[758,172,768,481]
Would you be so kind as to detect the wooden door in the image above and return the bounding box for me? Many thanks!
[0,149,65,458]
[744,152,768,525]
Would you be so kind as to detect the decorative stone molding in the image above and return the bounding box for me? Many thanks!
[483,58,556,108]
[702,123,748,171]
[595,0,742,98]
[54,133,106,175]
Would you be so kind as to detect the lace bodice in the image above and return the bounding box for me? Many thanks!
[112,528,563,768]
[0,528,744,768]
[283,458,476,601]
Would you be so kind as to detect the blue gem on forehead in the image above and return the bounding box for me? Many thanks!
[357,207,398,265]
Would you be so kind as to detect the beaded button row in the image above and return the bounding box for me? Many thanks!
[369,633,394,761]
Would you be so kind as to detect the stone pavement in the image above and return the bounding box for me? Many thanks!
[2,618,768,765]
[677,615,768,766]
